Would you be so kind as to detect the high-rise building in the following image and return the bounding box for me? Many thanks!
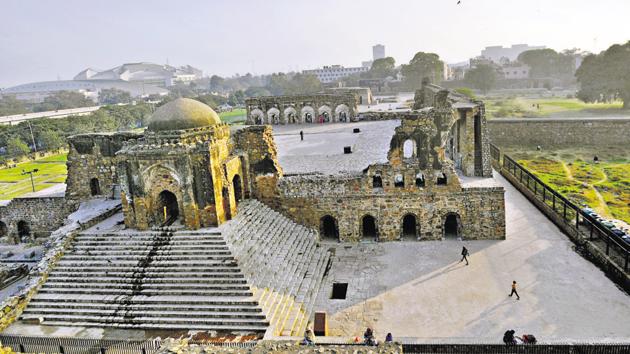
[373,44,385,61]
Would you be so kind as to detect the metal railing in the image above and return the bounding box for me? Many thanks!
[0,335,256,354]
[489,143,630,272]
[402,343,630,353]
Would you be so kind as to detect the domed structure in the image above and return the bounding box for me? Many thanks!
[147,98,221,131]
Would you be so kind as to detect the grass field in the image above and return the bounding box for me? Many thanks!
[485,97,626,118]
[508,148,630,223]
[218,108,246,124]
[0,154,67,200]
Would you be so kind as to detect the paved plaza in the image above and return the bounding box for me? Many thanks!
[314,171,630,342]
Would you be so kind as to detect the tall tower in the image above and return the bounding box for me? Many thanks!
[373,44,385,60]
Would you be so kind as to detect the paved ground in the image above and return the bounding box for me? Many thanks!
[273,120,399,175]
[315,171,630,343]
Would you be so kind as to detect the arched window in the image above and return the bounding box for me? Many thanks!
[90,178,101,196]
[320,215,339,240]
[372,175,383,188]
[403,139,415,158]
[437,173,447,185]
[415,173,425,187]
[394,174,404,188]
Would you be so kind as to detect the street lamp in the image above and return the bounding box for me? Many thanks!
[22,168,39,193]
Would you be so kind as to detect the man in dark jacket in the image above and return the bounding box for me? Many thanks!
[460,246,469,265]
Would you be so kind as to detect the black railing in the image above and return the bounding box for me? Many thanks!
[0,335,256,354]
[488,144,629,272]
[402,343,630,353]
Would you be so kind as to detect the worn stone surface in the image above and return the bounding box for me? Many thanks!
[0,197,77,243]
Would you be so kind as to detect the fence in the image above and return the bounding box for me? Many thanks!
[402,343,630,353]
[0,335,256,354]
[489,143,630,274]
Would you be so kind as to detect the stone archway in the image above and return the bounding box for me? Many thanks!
[361,214,377,239]
[443,212,461,239]
[318,105,332,123]
[267,108,280,125]
[301,106,315,123]
[232,174,243,205]
[402,214,418,239]
[284,107,298,124]
[156,190,179,226]
[0,221,7,238]
[17,220,31,242]
[90,177,101,196]
[335,104,350,122]
[250,108,264,125]
[320,215,339,240]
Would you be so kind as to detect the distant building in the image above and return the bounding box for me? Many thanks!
[74,62,203,88]
[303,65,369,84]
[324,87,373,105]
[480,44,545,63]
[373,44,385,61]
[501,63,530,80]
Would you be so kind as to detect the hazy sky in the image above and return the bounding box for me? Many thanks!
[1,0,629,87]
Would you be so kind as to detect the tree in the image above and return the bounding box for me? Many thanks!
[228,90,245,106]
[464,64,498,94]
[287,73,322,94]
[33,91,94,112]
[6,137,30,157]
[98,88,132,105]
[210,75,225,91]
[369,57,396,78]
[576,41,630,108]
[0,95,28,116]
[401,52,444,88]
[39,129,65,150]
[518,49,575,78]
[244,87,271,97]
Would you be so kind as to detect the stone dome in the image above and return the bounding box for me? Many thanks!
[147,98,221,131]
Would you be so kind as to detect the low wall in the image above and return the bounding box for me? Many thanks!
[0,197,77,243]
[488,117,630,147]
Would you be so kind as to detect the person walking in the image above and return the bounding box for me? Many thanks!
[509,280,520,300]
[460,246,469,265]
[300,130,304,141]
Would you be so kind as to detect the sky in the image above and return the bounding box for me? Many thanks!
[1,0,629,88]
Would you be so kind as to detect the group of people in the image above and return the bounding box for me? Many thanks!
[302,327,393,346]
[460,246,521,300]
[503,329,537,345]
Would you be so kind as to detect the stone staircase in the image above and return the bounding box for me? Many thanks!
[21,229,268,334]
[221,200,331,337]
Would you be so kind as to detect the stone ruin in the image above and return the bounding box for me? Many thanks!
[245,93,358,125]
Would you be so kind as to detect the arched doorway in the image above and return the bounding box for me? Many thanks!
[90,178,101,196]
[250,108,264,124]
[361,215,377,239]
[17,220,31,241]
[0,221,7,238]
[157,190,179,225]
[403,139,416,158]
[222,187,232,220]
[372,175,383,188]
[320,215,338,240]
[267,108,280,124]
[444,213,460,239]
[233,175,243,205]
[402,214,417,239]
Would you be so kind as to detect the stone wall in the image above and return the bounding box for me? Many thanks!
[157,340,402,354]
[0,197,77,243]
[66,132,141,201]
[487,118,630,148]
[245,93,358,124]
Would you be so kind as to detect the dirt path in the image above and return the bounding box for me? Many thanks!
[560,161,611,217]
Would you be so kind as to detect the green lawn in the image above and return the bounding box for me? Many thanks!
[509,148,630,223]
[485,98,626,118]
[219,108,247,124]
[0,154,67,200]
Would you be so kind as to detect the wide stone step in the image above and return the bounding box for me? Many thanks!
[38,320,268,332]
[56,260,239,267]
[42,282,251,291]
[69,250,233,256]
[22,308,266,320]
[46,276,248,284]
[62,254,234,261]
[31,294,260,306]
[22,314,268,327]
[25,301,262,313]
[71,245,231,251]
[48,271,245,279]
[72,240,228,246]
[74,236,226,242]
[51,267,243,274]
[37,288,253,296]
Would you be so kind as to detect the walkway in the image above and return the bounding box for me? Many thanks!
[314,171,630,342]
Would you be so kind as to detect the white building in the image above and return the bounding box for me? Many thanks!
[303,65,369,84]
[373,44,385,60]
[481,44,545,63]
[74,62,203,88]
